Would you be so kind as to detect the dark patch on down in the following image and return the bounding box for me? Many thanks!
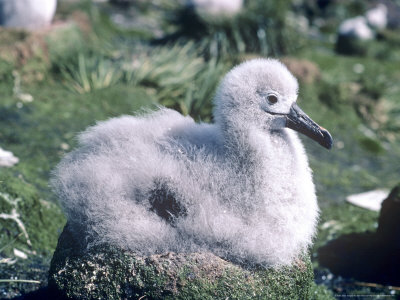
[149,179,187,224]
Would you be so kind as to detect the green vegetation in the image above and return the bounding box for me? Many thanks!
[0,172,64,297]
[0,172,64,257]
[1,0,400,298]
[173,0,306,58]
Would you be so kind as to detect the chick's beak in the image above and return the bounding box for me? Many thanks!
[285,103,333,149]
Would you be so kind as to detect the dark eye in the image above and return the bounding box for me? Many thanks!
[267,95,278,104]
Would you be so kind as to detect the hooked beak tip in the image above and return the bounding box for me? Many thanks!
[285,103,333,150]
[320,127,333,150]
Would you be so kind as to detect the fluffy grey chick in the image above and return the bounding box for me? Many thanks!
[51,58,332,267]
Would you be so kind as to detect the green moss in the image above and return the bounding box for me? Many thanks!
[0,82,156,197]
[0,171,65,257]
[49,225,314,299]
[290,50,400,205]
[314,202,379,255]
[358,137,384,154]
[172,258,313,300]
[309,283,335,300]
[46,23,87,64]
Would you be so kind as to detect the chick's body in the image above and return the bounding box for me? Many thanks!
[52,59,329,267]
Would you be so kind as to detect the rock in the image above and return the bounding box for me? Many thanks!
[376,185,400,248]
[49,225,314,299]
[0,147,19,167]
[346,189,389,211]
[0,0,57,30]
[366,4,388,30]
[318,184,400,285]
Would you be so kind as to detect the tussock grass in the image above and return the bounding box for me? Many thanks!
[124,43,228,119]
[171,0,306,58]
[59,42,228,119]
[61,54,122,94]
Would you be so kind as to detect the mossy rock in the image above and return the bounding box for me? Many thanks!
[49,225,314,299]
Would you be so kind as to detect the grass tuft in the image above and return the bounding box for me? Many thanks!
[61,54,122,94]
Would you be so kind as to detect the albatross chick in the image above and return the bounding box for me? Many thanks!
[52,58,332,267]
